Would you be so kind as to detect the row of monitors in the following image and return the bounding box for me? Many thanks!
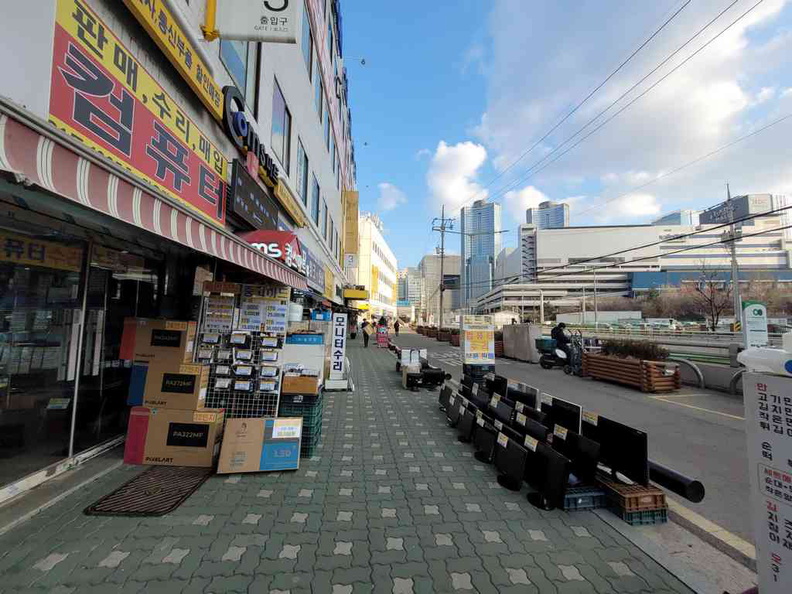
[452,377,650,487]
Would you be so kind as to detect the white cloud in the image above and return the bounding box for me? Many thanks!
[754,86,777,104]
[594,193,662,222]
[377,182,407,211]
[415,148,431,160]
[782,87,792,97]
[426,141,488,212]
[503,185,548,222]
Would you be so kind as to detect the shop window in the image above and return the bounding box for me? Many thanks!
[301,3,313,78]
[271,79,292,174]
[322,200,328,239]
[312,174,321,225]
[297,139,309,205]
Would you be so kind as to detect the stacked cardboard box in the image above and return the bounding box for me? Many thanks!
[121,318,221,467]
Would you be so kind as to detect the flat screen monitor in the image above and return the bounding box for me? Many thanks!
[491,375,508,398]
[516,402,547,427]
[512,413,550,443]
[473,422,498,463]
[585,416,649,486]
[526,442,571,510]
[494,435,528,491]
[552,428,601,484]
[494,400,514,426]
[461,375,475,389]
[438,385,452,410]
[550,397,582,433]
[459,384,473,400]
[508,386,537,409]
[539,393,553,420]
[457,407,476,443]
[469,391,491,412]
[446,395,464,427]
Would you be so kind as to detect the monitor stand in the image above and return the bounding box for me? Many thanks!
[474,451,492,463]
[496,474,521,491]
[526,491,556,511]
[458,435,472,444]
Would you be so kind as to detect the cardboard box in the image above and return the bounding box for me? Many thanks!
[120,318,197,365]
[218,417,303,474]
[281,374,321,395]
[138,362,210,410]
[124,407,224,467]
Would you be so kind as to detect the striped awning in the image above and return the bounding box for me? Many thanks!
[0,110,307,290]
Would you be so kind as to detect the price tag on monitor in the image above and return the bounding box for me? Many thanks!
[458,404,465,415]
[515,401,525,413]
[540,393,553,406]
[490,395,500,408]
[449,394,456,406]
[494,420,503,431]
[553,425,568,441]
[497,432,509,448]
[583,411,599,426]
[516,412,527,426]
[524,435,538,452]
[472,383,479,396]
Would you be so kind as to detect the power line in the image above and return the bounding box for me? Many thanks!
[484,0,765,202]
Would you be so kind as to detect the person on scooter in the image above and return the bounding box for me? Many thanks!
[551,322,571,360]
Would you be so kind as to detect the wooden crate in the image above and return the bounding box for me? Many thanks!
[582,352,680,393]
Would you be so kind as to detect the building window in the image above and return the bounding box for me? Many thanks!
[301,4,313,78]
[327,20,334,62]
[312,174,320,224]
[323,106,330,150]
[330,136,336,173]
[270,80,292,174]
[314,69,323,118]
[336,165,341,191]
[322,200,328,239]
[221,41,258,108]
[297,139,309,205]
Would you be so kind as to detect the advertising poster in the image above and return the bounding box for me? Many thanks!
[203,295,235,333]
[743,300,769,348]
[462,315,495,365]
[744,372,792,593]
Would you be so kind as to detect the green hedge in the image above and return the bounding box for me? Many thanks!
[601,339,669,361]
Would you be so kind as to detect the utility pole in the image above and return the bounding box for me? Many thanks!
[726,183,742,329]
[432,205,455,330]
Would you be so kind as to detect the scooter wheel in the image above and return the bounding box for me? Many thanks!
[563,365,572,375]
[539,358,554,370]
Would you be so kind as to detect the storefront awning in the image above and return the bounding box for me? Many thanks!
[0,106,307,290]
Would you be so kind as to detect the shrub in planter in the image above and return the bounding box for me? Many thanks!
[584,339,678,393]
[601,339,669,361]
[437,328,452,341]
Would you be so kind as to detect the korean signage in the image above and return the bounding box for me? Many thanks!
[121,0,224,120]
[240,230,306,275]
[214,0,298,44]
[330,313,348,380]
[0,231,83,272]
[50,0,227,227]
[229,160,279,231]
[744,300,769,348]
[744,372,792,593]
[302,245,325,293]
[462,315,495,366]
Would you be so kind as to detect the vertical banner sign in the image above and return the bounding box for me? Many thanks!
[743,300,769,348]
[50,0,228,227]
[214,0,298,43]
[744,372,792,593]
[462,315,495,365]
[330,313,348,380]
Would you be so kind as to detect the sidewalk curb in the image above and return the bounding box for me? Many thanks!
[666,499,757,572]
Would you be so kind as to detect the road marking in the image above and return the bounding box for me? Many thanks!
[648,393,702,399]
[652,397,745,420]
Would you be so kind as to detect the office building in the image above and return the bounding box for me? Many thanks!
[525,200,570,229]
[0,1,357,497]
[398,267,423,309]
[418,253,461,324]
[460,199,502,306]
[652,209,699,226]
[357,213,398,318]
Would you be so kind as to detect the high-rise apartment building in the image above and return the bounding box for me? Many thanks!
[398,267,423,308]
[357,213,398,318]
[525,201,570,229]
[418,253,461,324]
[460,200,502,306]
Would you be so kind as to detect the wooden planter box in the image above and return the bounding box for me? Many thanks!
[582,352,680,393]
[426,328,438,338]
[494,341,504,357]
[417,326,425,335]
[437,331,451,342]
[450,334,460,346]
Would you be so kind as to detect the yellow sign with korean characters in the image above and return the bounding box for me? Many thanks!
[122,0,224,121]
[0,231,84,272]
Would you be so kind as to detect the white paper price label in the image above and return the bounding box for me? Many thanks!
[476,416,485,427]
[583,411,599,426]
[540,393,553,406]
[490,395,500,408]
[472,383,479,395]
[515,401,525,413]
[516,412,527,426]
[497,432,509,448]
[215,378,231,389]
[449,394,456,405]
[494,420,503,431]
[553,425,568,440]
[524,435,538,452]
[458,404,465,415]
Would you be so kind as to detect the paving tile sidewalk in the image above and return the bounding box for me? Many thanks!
[0,339,693,593]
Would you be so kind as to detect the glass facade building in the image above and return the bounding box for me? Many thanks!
[460,200,502,307]
[525,201,570,229]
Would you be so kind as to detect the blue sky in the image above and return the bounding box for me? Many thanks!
[344,0,792,269]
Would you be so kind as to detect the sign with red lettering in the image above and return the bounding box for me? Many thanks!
[49,0,227,227]
[240,230,306,275]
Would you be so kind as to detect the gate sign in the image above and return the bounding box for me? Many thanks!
[214,0,298,43]
[330,313,348,380]
[744,372,792,593]
[462,315,494,366]
[50,0,228,227]
[743,300,769,348]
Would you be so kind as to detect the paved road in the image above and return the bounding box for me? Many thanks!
[393,332,753,544]
[0,339,693,593]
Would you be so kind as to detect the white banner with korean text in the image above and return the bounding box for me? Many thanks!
[215,0,298,43]
[330,313,348,380]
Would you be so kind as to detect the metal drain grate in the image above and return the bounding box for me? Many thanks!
[84,466,213,517]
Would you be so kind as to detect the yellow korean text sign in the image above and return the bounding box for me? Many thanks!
[462,315,495,366]
[0,231,83,272]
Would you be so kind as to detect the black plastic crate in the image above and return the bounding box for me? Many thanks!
[563,486,607,511]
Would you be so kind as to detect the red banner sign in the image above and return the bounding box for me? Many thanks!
[240,230,307,276]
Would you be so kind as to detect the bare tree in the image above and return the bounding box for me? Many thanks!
[691,262,733,331]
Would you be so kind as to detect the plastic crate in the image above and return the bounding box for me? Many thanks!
[597,474,666,512]
[611,506,668,526]
[279,391,322,406]
[563,486,607,511]
[279,402,324,423]
[535,337,556,352]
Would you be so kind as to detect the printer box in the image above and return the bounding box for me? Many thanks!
[217,417,303,474]
[120,318,197,365]
[124,407,224,467]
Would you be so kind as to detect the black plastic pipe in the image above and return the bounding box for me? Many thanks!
[649,460,705,503]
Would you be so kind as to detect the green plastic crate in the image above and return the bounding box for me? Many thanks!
[611,507,668,526]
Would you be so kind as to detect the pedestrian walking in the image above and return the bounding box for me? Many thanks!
[394,319,400,336]
[361,319,371,347]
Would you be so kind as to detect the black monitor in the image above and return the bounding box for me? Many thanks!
[459,384,473,400]
[516,402,547,427]
[494,400,514,426]
[549,397,582,433]
[526,442,571,511]
[539,394,553,420]
[457,406,476,443]
[490,375,508,398]
[552,428,600,484]
[422,367,448,389]
[461,375,475,389]
[438,385,452,411]
[473,421,498,463]
[584,415,649,486]
[469,391,491,412]
[494,435,528,491]
[512,413,550,443]
[446,394,465,427]
[508,386,536,409]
